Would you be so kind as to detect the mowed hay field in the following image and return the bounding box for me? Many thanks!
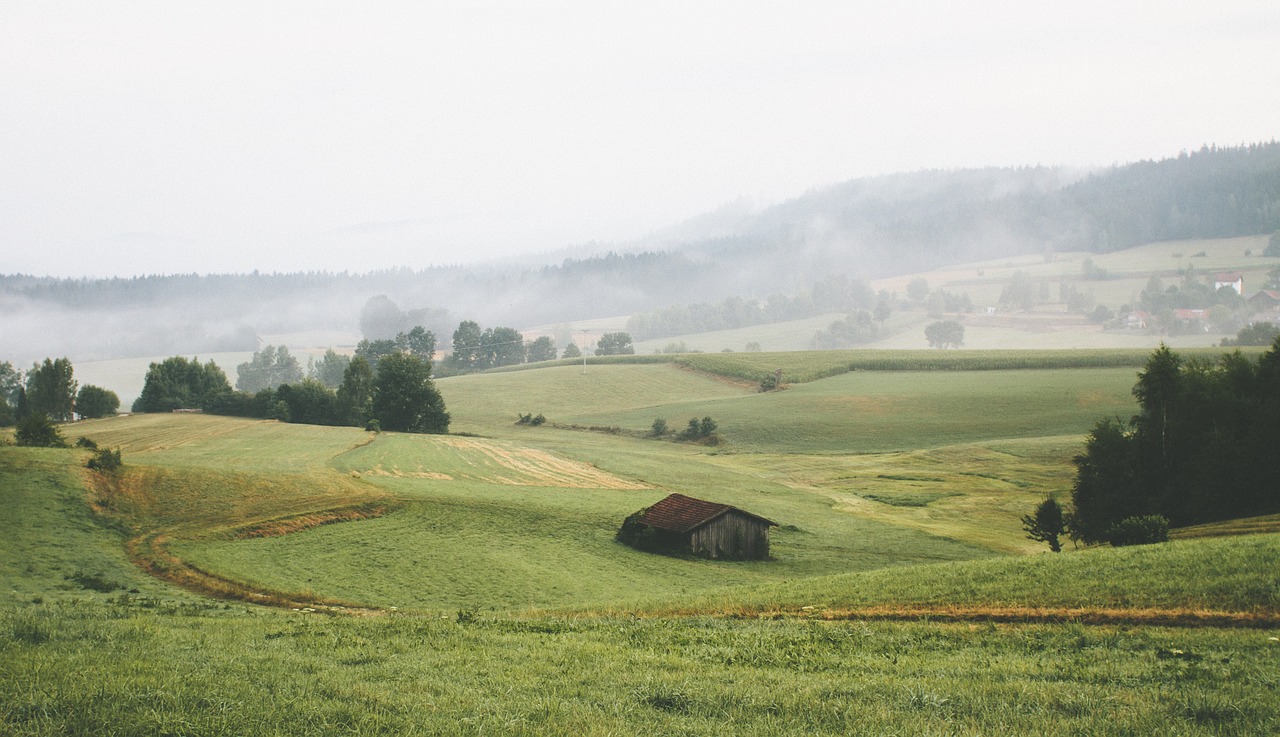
[4,353,1280,734]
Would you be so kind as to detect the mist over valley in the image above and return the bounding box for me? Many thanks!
[5,143,1278,401]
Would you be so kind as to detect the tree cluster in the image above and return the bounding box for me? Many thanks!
[133,357,233,413]
[1069,341,1280,543]
[445,321,528,372]
[355,325,436,373]
[0,357,118,426]
[924,321,965,349]
[359,295,452,343]
[811,311,879,349]
[235,345,303,393]
[594,332,635,356]
[677,417,718,442]
[1222,322,1280,347]
[135,350,448,434]
[1137,272,1244,322]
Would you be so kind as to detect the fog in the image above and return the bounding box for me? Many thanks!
[3,3,1277,278]
[0,163,1112,371]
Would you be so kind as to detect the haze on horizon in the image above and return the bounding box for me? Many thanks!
[2,1,1277,279]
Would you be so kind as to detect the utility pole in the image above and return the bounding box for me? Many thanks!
[580,329,589,374]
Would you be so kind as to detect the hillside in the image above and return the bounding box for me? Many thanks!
[4,352,1280,734]
[29,353,1275,610]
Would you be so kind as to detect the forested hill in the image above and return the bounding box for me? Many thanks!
[2,143,1278,362]
[643,141,1280,271]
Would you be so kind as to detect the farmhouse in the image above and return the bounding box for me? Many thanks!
[1214,272,1244,294]
[619,493,777,560]
[1249,290,1280,314]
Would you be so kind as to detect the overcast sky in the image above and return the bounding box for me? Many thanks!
[2,1,1277,278]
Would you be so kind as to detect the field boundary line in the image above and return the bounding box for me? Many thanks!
[616,604,1280,629]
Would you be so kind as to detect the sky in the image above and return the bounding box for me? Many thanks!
[2,1,1277,278]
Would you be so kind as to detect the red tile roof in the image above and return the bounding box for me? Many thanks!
[639,493,776,533]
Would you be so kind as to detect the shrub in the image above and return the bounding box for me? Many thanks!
[650,418,668,437]
[676,416,717,441]
[1021,497,1066,552]
[364,419,381,432]
[75,436,98,449]
[15,415,66,448]
[86,448,122,472]
[1107,515,1169,546]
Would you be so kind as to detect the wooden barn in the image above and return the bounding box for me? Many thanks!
[619,493,777,560]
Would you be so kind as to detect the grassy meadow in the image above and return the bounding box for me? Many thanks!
[4,347,1280,734]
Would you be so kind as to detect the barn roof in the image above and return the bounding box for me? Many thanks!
[639,493,777,533]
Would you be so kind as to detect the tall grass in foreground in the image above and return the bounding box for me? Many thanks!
[3,600,1277,736]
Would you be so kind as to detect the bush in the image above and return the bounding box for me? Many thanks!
[1107,515,1169,546]
[86,448,122,472]
[650,418,668,437]
[75,436,98,449]
[676,416,719,442]
[15,415,66,448]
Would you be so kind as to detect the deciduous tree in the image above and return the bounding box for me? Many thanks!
[336,356,374,426]
[236,345,303,393]
[525,335,558,363]
[134,357,232,412]
[310,349,351,388]
[26,358,77,421]
[594,332,635,356]
[924,320,965,349]
[75,385,120,419]
[448,320,484,371]
[371,353,449,433]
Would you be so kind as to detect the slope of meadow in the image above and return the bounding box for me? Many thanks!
[6,349,1280,734]
[49,358,1143,611]
[3,440,1278,735]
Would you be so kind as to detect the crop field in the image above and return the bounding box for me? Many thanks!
[4,348,1279,734]
[336,433,650,489]
[543,366,1140,454]
[439,363,749,432]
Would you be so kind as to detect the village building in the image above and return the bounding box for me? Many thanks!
[1171,308,1209,331]
[618,493,777,560]
[1214,272,1244,294]
[1123,310,1151,330]
[1248,289,1280,316]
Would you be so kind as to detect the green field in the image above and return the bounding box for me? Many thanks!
[4,351,1279,734]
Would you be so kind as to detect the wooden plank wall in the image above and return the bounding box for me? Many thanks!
[688,512,770,559]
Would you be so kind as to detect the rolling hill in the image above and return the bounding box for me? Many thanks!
[3,350,1279,734]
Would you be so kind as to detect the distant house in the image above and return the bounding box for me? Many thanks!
[1249,290,1280,314]
[618,493,777,560]
[1124,310,1151,329]
[1172,308,1209,331]
[1214,272,1244,294]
